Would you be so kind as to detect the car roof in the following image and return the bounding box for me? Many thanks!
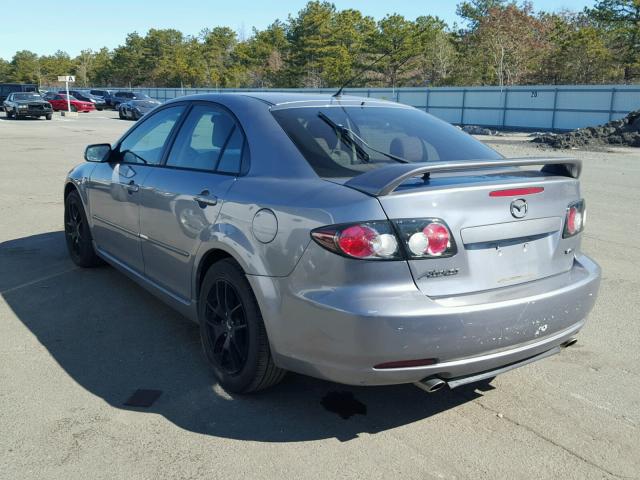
[166,91,408,109]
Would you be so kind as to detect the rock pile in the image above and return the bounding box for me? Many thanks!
[532,110,640,149]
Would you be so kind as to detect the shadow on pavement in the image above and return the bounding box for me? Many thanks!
[1,231,482,442]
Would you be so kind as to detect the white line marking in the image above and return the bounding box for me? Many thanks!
[1,267,80,295]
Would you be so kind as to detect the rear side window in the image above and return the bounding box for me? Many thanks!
[118,105,185,165]
[166,104,245,174]
[271,106,502,178]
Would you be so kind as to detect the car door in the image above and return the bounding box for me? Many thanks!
[139,102,246,301]
[49,94,63,110]
[88,104,186,272]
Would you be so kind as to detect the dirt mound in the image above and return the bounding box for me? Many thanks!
[532,110,640,149]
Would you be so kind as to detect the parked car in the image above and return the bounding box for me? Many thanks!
[61,90,106,110]
[118,98,161,120]
[110,91,155,109]
[2,91,53,119]
[64,93,600,394]
[88,89,114,106]
[46,93,95,112]
[89,89,112,100]
[0,83,39,110]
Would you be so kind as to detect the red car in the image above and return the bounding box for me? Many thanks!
[45,93,95,112]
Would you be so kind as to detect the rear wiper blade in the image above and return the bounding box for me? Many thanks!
[318,112,370,163]
[317,112,409,165]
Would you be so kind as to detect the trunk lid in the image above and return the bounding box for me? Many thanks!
[344,159,583,297]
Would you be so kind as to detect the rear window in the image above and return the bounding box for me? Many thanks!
[271,106,502,178]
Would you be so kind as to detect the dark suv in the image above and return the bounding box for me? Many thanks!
[0,83,39,111]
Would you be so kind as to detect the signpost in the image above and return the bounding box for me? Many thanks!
[57,75,75,112]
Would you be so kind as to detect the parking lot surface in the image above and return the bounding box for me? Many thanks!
[1,110,639,479]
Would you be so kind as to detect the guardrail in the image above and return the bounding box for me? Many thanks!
[88,85,640,131]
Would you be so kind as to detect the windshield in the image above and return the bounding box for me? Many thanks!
[271,105,502,178]
[14,93,42,101]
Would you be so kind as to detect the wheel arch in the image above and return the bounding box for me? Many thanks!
[194,248,243,302]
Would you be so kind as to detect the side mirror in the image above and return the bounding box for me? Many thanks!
[85,143,112,162]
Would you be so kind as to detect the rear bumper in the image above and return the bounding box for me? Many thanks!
[251,251,601,386]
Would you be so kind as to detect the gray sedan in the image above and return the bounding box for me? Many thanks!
[63,93,600,394]
[118,98,162,121]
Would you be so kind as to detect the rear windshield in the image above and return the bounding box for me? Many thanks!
[271,105,502,178]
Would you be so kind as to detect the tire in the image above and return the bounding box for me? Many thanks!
[199,259,285,393]
[6,109,14,118]
[70,105,77,112]
[119,108,125,119]
[64,190,103,267]
[46,113,52,120]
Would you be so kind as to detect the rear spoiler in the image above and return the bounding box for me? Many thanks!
[343,157,581,196]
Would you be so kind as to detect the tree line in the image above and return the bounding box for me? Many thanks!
[1,0,638,89]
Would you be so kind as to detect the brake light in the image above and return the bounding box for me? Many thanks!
[394,219,457,259]
[311,218,457,260]
[563,200,585,238]
[489,187,544,197]
[311,221,400,260]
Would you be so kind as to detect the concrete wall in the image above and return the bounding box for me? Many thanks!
[115,85,640,131]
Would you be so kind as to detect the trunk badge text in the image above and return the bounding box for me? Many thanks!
[510,198,528,218]
[425,268,459,279]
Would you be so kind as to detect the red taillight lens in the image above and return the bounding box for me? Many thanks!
[563,200,585,238]
[374,358,438,369]
[423,223,449,255]
[337,225,377,258]
[394,219,457,259]
[311,221,401,260]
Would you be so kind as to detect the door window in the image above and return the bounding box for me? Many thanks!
[118,105,185,165]
[166,104,245,174]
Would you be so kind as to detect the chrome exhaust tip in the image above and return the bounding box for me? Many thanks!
[414,377,447,394]
[562,337,578,348]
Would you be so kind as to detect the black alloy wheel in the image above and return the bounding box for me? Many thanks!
[64,190,103,267]
[203,279,250,375]
[198,259,285,393]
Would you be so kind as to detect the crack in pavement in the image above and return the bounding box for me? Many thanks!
[454,389,634,480]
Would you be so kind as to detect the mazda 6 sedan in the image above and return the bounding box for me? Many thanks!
[63,93,601,393]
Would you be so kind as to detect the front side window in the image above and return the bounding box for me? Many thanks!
[271,105,502,178]
[166,104,245,174]
[118,105,185,165]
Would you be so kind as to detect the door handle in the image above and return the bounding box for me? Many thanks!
[126,180,139,193]
[194,190,218,208]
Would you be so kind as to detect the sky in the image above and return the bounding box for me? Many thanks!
[1,0,596,60]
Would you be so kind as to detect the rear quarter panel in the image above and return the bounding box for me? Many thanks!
[195,177,387,280]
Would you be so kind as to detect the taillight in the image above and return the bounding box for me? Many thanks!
[311,218,457,260]
[311,221,401,260]
[394,219,457,259]
[563,200,586,238]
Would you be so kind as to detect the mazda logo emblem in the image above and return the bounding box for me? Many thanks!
[510,199,528,218]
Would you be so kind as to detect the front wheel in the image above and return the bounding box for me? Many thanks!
[64,190,103,267]
[46,113,52,120]
[70,105,77,112]
[199,259,286,393]
[118,109,125,119]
